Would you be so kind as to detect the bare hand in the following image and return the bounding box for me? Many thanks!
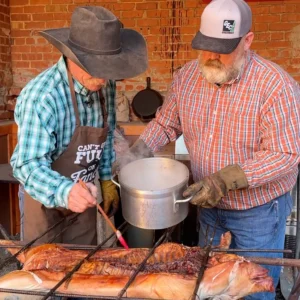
[68,182,97,213]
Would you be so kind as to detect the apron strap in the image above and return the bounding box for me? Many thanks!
[67,69,81,127]
[98,89,108,125]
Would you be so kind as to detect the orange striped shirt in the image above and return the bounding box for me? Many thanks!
[141,51,300,210]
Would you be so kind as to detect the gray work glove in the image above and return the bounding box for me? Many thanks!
[183,164,248,208]
[112,139,153,174]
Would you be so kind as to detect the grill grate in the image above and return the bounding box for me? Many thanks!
[0,220,185,300]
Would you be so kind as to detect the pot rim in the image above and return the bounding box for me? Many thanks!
[118,157,190,194]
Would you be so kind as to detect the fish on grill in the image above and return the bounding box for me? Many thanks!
[0,232,274,300]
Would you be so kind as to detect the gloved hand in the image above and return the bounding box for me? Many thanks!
[183,164,248,208]
[100,179,120,215]
[112,139,153,174]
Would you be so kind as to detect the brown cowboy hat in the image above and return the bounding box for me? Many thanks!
[40,6,148,80]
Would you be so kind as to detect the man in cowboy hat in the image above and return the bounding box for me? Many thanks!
[10,6,148,244]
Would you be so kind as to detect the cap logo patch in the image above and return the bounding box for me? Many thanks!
[223,20,235,34]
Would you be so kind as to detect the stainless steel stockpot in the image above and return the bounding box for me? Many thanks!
[112,157,192,229]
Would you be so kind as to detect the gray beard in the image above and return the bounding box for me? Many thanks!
[199,57,244,85]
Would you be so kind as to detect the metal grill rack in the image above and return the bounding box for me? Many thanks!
[1,214,300,299]
[0,216,206,300]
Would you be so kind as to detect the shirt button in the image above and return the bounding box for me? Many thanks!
[209,135,212,138]
[206,156,209,160]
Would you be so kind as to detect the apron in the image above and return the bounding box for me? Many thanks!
[23,69,108,245]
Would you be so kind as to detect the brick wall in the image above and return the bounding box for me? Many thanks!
[5,0,300,120]
[0,0,13,116]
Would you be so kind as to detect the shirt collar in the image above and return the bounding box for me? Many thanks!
[57,56,93,97]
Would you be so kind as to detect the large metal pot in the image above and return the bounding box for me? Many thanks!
[112,157,192,229]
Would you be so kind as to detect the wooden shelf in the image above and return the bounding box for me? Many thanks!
[0,120,19,236]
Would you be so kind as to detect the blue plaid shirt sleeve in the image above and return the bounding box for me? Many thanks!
[11,88,74,208]
[99,80,116,180]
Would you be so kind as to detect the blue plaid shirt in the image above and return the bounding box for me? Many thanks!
[10,56,116,208]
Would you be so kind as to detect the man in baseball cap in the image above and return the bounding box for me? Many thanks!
[114,1,300,300]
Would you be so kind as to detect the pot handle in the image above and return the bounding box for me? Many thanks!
[111,174,121,189]
[173,195,193,213]
[174,195,193,204]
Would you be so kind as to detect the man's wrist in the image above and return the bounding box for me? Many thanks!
[56,180,74,208]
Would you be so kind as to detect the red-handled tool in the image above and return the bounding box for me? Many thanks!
[78,179,129,250]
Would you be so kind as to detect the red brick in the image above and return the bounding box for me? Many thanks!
[185,0,198,8]
[13,37,26,45]
[254,15,281,23]
[26,37,36,45]
[252,6,270,14]
[121,10,144,18]
[10,7,24,13]
[10,14,31,21]
[12,61,30,68]
[254,23,269,32]
[30,44,53,52]
[267,41,291,48]
[22,53,43,60]
[11,45,31,52]
[32,13,54,21]
[9,0,29,5]
[271,32,285,40]
[10,30,31,37]
[122,19,136,28]
[52,0,72,3]
[24,6,45,13]
[137,18,159,27]
[45,5,68,12]
[11,22,25,29]
[269,22,299,31]
[146,10,169,18]
[30,60,53,69]
[46,20,68,28]
[113,3,135,11]
[24,21,46,29]
[52,13,71,20]
[136,2,157,10]
[269,5,286,13]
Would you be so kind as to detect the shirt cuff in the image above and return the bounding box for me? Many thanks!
[55,180,74,208]
[99,173,112,181]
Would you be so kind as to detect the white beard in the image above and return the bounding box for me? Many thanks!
[199,55,245,85]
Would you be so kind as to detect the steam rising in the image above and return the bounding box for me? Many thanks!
[113,129,153,174]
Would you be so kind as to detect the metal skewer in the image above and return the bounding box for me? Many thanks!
[78,178,129,250]
[213,248,292,254]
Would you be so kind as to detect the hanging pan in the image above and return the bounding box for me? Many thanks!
[132,77,163,122]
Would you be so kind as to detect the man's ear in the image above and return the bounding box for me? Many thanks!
[244,32,254,51]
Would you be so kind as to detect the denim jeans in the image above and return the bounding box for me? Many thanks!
[198,192,292,300]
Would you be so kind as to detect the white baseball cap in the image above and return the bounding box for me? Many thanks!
[192,0,252,54]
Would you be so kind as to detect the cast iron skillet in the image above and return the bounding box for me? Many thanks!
[132,77,163,122]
